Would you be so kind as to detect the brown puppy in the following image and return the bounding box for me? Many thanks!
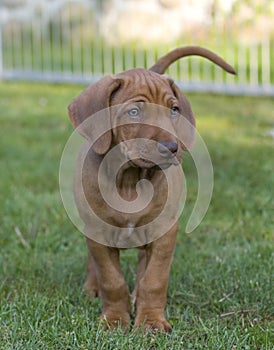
[68,46,235,332]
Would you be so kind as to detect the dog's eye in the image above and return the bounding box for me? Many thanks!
[170,107,179,118]
[128,108,140,118]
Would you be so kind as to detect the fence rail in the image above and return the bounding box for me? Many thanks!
[0,0,274,95]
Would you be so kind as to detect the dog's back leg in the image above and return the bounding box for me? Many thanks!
[132,249,147,305]
[83,240,99,298]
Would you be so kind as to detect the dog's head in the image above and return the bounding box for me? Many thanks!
[68,46,235,169]
[68,68,195,169]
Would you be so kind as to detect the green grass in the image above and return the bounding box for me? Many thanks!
[0,82,273,349]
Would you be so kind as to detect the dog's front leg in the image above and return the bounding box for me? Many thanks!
[86,238,131,329]
[134,223,178,332]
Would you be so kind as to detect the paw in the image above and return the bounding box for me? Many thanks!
[134,316,172,333]
[101,312,131,330]
[83,279,99,298]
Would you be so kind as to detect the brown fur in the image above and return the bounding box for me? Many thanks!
[68,46,235,331]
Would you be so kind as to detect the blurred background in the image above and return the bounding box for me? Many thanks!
[0,0,273,95]
[0,0,274,95]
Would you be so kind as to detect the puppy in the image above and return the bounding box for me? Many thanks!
[68,46,235,331]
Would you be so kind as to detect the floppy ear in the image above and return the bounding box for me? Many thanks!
[68,76,122,154]
[168,79,196,150]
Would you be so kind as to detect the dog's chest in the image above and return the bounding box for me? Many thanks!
[74,147,184,246]
[84,169,169,227]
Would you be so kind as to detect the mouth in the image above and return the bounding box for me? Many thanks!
[130,157,179,169]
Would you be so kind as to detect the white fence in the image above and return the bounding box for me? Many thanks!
[0,0,274,95]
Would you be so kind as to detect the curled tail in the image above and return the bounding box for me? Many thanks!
[149,46,236,75]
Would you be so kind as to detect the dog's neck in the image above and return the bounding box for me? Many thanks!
[116,165,157,200]
[99,151,162,202]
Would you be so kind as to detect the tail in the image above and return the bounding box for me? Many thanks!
[149,46,236,75]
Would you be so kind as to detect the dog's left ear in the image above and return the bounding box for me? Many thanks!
[168,79,196,150]
[68,76,122,154]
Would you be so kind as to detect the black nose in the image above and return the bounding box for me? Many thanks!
[157,141,178,158]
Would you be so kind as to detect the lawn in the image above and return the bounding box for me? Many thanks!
[0,82,273,349]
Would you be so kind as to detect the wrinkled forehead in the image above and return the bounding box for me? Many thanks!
[112,68,175,104]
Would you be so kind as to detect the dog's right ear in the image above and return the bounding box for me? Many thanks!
[68,76,122,155]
